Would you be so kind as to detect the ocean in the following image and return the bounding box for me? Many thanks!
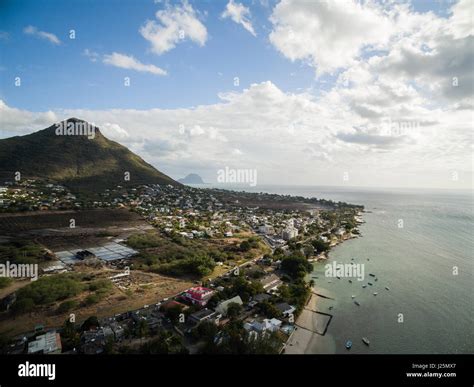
[199,184,474,354]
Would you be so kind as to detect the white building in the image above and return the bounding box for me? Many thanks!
[281,227,298,241]
[28,331,62,354]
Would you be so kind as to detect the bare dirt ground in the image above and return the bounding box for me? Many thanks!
[0,209,146,235]
[0,266,194,338]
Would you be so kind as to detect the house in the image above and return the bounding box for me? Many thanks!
[182,287,215,306]
[260,274,283,292]
[281,227,298,241]
[215,295,243,316]
[28,331,62,354]
[253,293,272,303]
[189,308,216,324]
[275,302,296,317]
[258,224,274,235]
[244,318,282,334]
[109,322,125,341]
[80,330,106,355]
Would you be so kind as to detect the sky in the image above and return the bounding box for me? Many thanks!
[0,0,472,189]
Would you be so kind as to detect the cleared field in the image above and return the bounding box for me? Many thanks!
[0,267,193,338]
[0,209,145,234]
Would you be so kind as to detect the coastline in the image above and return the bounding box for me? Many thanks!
[284,212,365,354]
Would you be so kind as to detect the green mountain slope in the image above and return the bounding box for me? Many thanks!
[0,118,179,193]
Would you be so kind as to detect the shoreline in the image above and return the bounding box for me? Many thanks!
[284,212,365,354]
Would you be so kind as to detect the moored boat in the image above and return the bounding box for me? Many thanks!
[346,340,352,349]
[362,337,370,346]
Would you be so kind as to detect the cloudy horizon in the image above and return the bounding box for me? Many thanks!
[0,0,472,190]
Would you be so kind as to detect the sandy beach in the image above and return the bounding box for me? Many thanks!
[285,285,337,354]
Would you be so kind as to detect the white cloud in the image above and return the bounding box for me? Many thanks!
[1,75,471,189]
[102,52,167,75]
[23,25,61,45]
[2,1,472,189]
[269,0,391,75]
[221,0,256,37]
[101,123,130,139]
[140,0,207,55]
[83,49,100,62]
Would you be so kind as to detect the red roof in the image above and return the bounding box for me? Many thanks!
[185,287,214,301]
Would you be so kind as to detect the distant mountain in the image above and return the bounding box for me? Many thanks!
[178,173,205,184]
[0,118,179,194]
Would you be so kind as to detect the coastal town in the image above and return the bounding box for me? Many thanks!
[0,178,364,354]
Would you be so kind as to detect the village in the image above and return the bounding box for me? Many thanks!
[0,179,364,354]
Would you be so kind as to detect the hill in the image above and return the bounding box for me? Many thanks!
[0,118,179,194]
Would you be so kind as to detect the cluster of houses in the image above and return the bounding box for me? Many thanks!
[4,272,297,354]
[0,180,79,211]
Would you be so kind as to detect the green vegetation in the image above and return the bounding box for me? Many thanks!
[208,275,264,307]
[0,277,13,289]
[257,301,282,319]
[56,300,78,314]
[200,320,283,354]
[15,274,83,306]
[312,239,330,253]
[156,255,216,277]
[278,280,311,314]
[280,253,313,280]
[0,119,178,194]
[0,241,50,265]
[10,274,114,315]
[226,302,243,318]
[126,233,163,249]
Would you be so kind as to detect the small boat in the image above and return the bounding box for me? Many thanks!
[345,340,352,349]
[348,279,352,283]
[367,258,370,261]
[368,282,373,286]
[373,292,378,296]
[336,276,341,279]
[312,276,319,279]
[385,286,390,291]
[351,258,354,261]
[362,337,370,346]
[351,295,356,299]
[369,273,375,277]
[328,281,332,283]
[374,278,378,282]
[362,285,367,288]
[354,301,360,306]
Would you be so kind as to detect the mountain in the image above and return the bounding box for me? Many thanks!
[178,173,205,185]
[0,118,179,194]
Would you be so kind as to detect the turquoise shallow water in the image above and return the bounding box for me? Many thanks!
[202,184,474,354]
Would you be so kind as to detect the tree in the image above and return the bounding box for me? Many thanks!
[258,301,281,319]
[226,302,243,319]
[11,298,34,315]
[280,254,312,280]
[240,240,251,252]
[136,319,149,338]
[312,239,330,253]
[81,316,100,332]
